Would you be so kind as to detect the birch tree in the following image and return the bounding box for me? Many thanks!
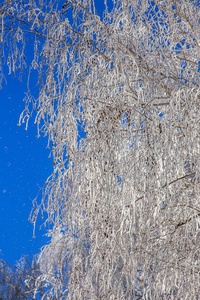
[1,0,200,299]
[0,256,44,299]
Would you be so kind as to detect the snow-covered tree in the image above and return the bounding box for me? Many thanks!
[1,0,200,298]
[0,256,44,299]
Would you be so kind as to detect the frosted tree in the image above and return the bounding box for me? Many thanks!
[0,256,44,299]
[1,0,200,299]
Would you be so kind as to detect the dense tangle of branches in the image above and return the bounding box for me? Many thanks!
[0,0,200,299]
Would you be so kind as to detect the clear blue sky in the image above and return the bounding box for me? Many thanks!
[0,1,108,265]
[0,75,53,264]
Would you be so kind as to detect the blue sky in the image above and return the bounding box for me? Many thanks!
[0,75,53,264]
[0,0,107,266]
